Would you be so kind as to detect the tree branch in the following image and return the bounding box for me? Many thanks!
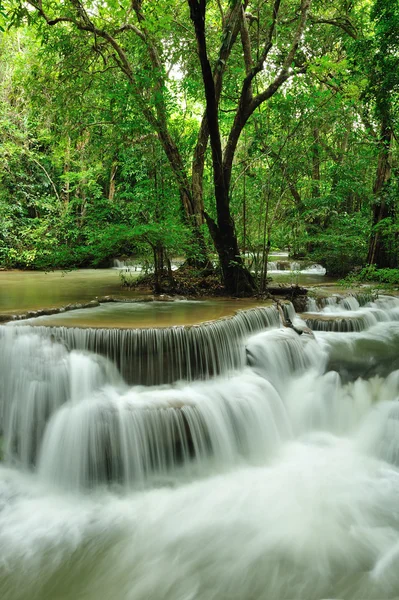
[188,0,228,223]
[223,0,312,189]
[26,1,136,85]
[30,155,60,202]
[240,7,253,76]
[216,0,225,27]
[251,0,311,110]
[308,14,357,39]
[191,0,245,219]
[242,0,281,91]
[113,23,146,41]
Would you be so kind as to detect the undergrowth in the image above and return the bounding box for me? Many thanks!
[341,265,399,288]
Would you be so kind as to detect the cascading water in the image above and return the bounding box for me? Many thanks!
[267,260,326,275]
[113,258,143,271]
[4,305,279,384]
[304,293,399,332]
[2,295,399,599]
[113,258,182,272]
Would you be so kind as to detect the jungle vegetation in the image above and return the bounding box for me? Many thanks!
[0,0,398,294]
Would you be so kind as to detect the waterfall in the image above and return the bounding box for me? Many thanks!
[306,296,318,312]
[2,295,399,487]
[304,294,399,332]
[306,292,378,312]
[246,328,324,392]
[3,294,399,599]
[113,258,143,271]
[0,305,279,474]
[113,258,182,272]
[0,328,123,468]
[267,260,326,275]
[37,372,291,490]
[5,305,279,385]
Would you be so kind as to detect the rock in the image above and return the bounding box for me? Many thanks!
[292,296,308,312]
[268,285,308,297]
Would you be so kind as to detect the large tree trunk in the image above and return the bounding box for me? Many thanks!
[189,0,256,295]
[188,0,310,293]
[190,0,245,228]
[205,211,255,295]
[367,118,395,267]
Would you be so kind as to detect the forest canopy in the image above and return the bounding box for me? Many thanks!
[0,0,398,294]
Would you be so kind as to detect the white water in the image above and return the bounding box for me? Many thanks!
[267,261,326,275]
[4,305,280,384]
[113,258,144,271]
[113,259,182,272]
[114,255,327,276]
[2,296,399,599]
[304,293,399,332]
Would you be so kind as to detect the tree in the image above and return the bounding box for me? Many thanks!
[0,25,193,270]
[362,0,399,267]
[3,0,320,292]
[187,0,311,293]
[3,0,395,284]
[4,0,210,262]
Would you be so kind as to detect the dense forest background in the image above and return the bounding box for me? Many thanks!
[0,0,398,293]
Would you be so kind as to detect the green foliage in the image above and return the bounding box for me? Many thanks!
[342,265,399,287]
[304,213,369,276]
[0,0,398,284]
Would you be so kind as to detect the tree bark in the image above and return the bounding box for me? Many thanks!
[367,117,395,267]
[189,0,255,295]
[188,0,311,294]
[190,0,245,226]
[108,161,118,201]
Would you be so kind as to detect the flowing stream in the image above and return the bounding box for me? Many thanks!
[2,295,399,599]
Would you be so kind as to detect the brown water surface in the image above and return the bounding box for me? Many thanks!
[1,270,271,327]
[0,268,335,327]
[0,269,143,314]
